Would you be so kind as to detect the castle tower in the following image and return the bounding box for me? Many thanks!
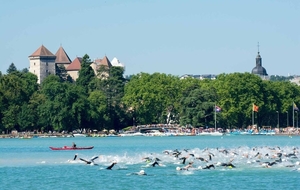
[29,45,56,84]
[55,46,72,68]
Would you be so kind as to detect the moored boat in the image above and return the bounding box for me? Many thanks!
[49,146,94,150]
[72,134,87,137]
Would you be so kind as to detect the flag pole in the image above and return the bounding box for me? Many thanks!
[293,102,295,128]
[252,104,254,127]
[214,104,217,132]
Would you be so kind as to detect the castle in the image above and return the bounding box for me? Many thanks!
[28,45,124,83]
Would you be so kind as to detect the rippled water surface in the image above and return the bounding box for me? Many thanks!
[1,135,300,190]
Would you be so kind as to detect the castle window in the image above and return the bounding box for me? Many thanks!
[46,62,48,66]
[34,62,35,66]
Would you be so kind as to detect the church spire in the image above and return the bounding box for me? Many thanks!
[252,42,268,76]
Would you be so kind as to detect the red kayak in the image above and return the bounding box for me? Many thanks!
[49,146,94,150]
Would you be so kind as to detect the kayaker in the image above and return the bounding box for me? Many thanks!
[72,142,77,148]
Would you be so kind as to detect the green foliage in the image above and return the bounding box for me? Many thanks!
[0,71,38,131]
[95,66,127,130]
[123,72,182,125]
[76,54,95,92]
[88,90,107,130]
[39,75,89,132]
[56,65,72,82]
[1,70,300,133]
[7,63,17,74]
[21,68,29,73]
[180,87,216,127]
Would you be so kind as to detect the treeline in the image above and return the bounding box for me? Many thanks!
[1,55,300,133]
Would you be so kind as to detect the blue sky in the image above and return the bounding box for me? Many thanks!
[1,0,299,76]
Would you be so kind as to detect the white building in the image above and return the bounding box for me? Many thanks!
[111,57,125,68]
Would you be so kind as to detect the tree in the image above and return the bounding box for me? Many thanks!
[56,65,72,82]
[88,90,108,130]
[7,63,17,74]
[76,54,95,92]
[180,87,217,127]
[95,66,127,130]
[21,68,29,73]
[213,73,265,128]
[17,103,35,131]
[0,71,38,131]
[39,75,90,132]
[123,72,182,125]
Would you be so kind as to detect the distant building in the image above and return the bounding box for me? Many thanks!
[90,56,113,78]
[29,45,56,84]
[251,50,268,78]
[55,46,72,69]
[290,76,300,85]
[180,74,216,80]
[29,45,125,83]
[111,57,125,68]
[66,57,82,81]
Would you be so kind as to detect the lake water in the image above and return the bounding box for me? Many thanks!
[1,135,300,190]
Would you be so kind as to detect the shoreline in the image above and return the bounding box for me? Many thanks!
[0,132,299,138]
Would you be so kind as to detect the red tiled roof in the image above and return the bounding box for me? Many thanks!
[94,56,112,68]
[29,45,55,57]
[66,57,82,71]
[100,56,112,67]
[55,46,71,64]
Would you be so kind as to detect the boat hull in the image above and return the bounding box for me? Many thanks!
[49,146,94,150]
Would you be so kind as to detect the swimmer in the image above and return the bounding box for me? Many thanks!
[79,156,99,165]
[195,157,208,162]
[219,149,229,155]
[142,157,152,163]
[275,158,282,163]
[184,162,194,170]
[254,152,262,159]
[276,153,283,158]
[173,151,182,158]
[176,162,194,171]
[129,170,147,175]
[261,161,276,168]
[179,156,189,164]
[73,154,78,160]
[202,164,215,169]
[106,161,117,170]
[219,162,236,168]
[151,161,160,167]
[285,152,298,158]
[67,154,79,163]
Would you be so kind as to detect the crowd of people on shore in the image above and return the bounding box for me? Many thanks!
[1,124,300,138]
